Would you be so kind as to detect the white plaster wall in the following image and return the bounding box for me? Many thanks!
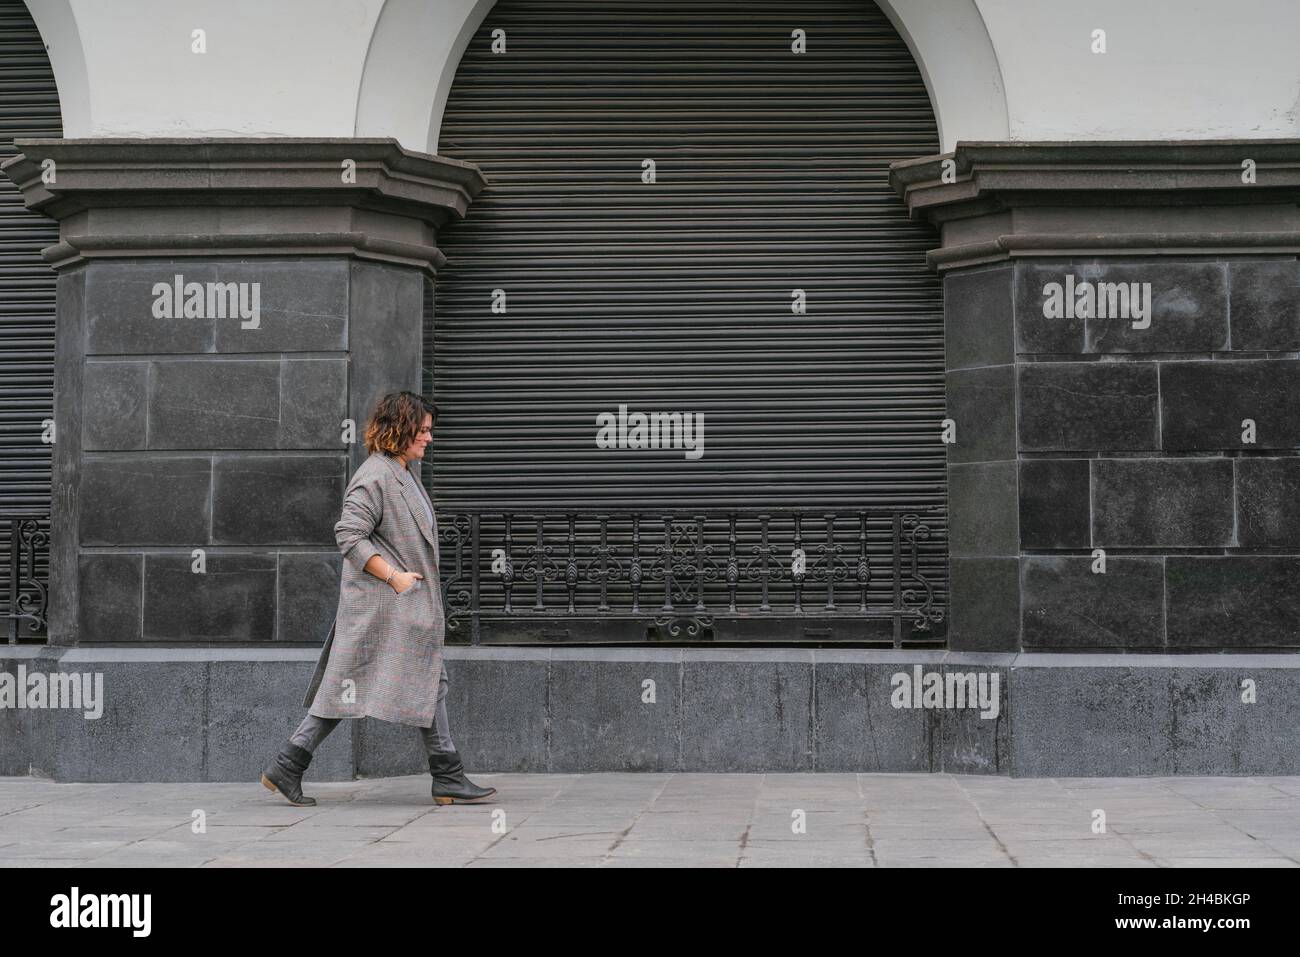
[28,0,384,137]
[23,0,1300,152]
[976,0,1300,141]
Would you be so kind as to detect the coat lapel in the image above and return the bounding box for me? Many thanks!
[411,460,441,568]
[381,453,439,554]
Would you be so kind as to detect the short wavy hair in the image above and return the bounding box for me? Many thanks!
[363,391,437,456]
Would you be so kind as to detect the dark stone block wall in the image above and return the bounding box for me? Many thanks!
[945,256,1300,652]
[57,257,425,646]
[943,267,1020,650]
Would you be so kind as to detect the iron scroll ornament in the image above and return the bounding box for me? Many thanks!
[16,519,49,629]
[901,513,944,631]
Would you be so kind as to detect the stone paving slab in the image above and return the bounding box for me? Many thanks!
[0,773,1296,868]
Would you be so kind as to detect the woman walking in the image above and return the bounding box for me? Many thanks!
[261,390,496,807]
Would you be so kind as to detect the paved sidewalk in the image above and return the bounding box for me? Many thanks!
[1,773,1298,867]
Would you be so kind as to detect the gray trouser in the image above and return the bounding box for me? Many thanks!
[291,661,454,755]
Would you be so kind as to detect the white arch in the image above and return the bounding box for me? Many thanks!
[875,0,1008,152]
[355,0,494,155]
[354,0,997,155]
[23,0,88,136]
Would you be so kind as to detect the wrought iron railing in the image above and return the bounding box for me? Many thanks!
[2,512,49,643]
[435,509,946,646]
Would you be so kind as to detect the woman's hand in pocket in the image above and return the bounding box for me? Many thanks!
[390,571,423,595]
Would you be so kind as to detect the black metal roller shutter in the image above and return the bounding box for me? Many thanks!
[0,0,59,630]
[431,0,947,625]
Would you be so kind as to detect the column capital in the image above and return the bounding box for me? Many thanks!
[890,140,1300,271]
[0,137,488,272]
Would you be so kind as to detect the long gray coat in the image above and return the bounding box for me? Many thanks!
[303,451,445,727]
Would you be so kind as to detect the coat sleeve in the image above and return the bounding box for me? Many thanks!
[335,471,384,571]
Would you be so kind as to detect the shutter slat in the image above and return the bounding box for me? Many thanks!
[0,0,59,610]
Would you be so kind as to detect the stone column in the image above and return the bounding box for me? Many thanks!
[892,142,1300,654]
[1,139,485,649]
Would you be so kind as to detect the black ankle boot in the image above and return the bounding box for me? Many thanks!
[428,749,496,804]
[261,741,317,806]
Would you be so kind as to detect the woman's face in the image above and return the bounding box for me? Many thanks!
[404,413,433,462]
